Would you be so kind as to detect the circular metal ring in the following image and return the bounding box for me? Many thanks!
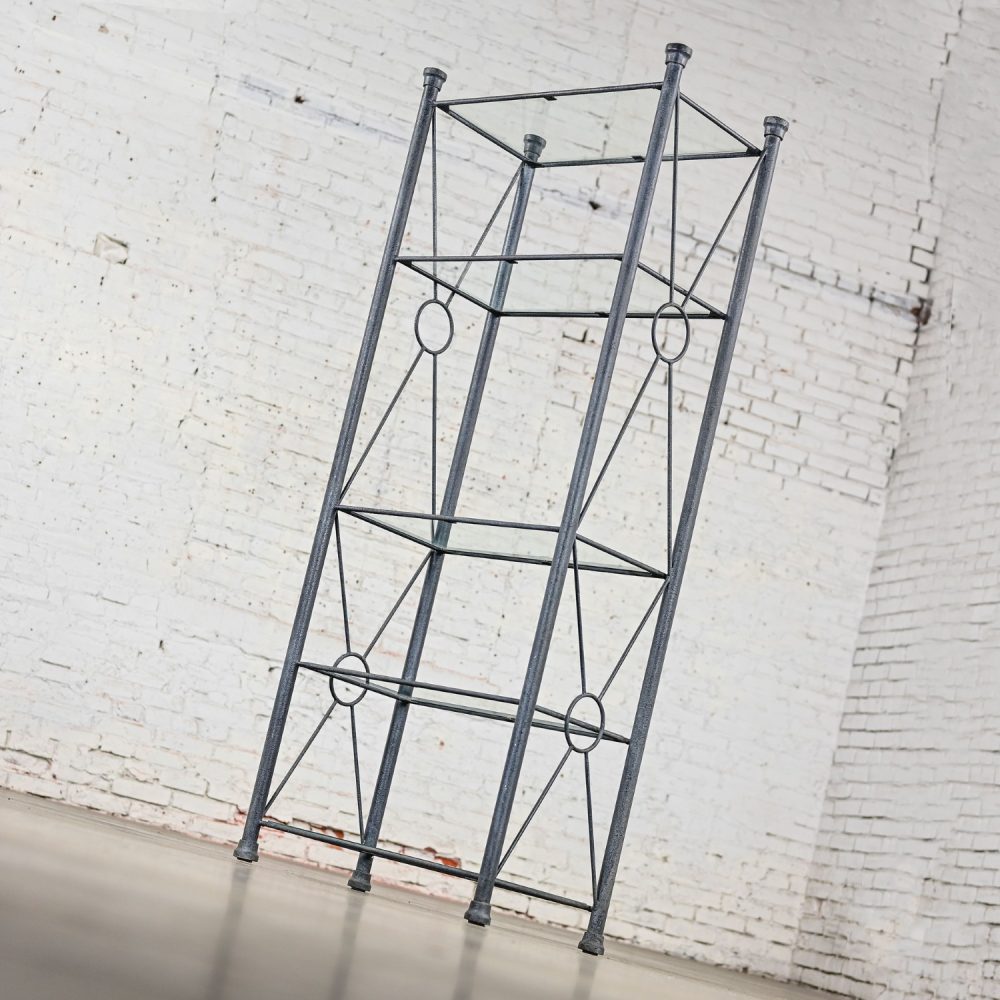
[414,298,455,356]
[650,300,691,365]
[563,692,606,754]
[329,651,370,707]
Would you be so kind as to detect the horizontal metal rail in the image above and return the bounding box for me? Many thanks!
[401,253,729,317]
[442,108,758,168]
[296,661,631,746]
[336,505,667,579]
[259,820,593,911]
[679,93,760,153]
[439,85,759,154]
[397,261,725,322]
[535,150,759,168]
[400,252,626,262]
[397,255,725,318]
[439,80,662,107]
[439,109,527,162]
[440,545,664,579]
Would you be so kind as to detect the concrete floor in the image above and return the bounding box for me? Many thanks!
[0,792,838,1000]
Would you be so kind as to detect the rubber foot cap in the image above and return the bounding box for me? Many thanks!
[347,871,372,893]
[233,843,259,863]
[578,930,605,956]
[464,900,491,926]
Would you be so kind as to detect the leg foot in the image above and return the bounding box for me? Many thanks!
[233,840,259,863]
[347,869,372,893]
[578,929,605,956]
[464,900,491,926]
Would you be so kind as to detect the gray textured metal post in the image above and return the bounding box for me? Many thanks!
[464,43,693,927]
[577,115,788,956]
[348,133,546,892]
[234,67,447,864]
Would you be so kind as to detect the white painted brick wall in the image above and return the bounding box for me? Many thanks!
[0,0,981,992]
[793,1,1000,996]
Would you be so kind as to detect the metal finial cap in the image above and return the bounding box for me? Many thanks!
[523,133,546,161]
[665,43,693,66]
[764,116,789,139]
[423,67,448,86]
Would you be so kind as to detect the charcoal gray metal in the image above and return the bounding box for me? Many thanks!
[233,66,446,864]
[234,45,790,954]
[464,40,691,929]
[347,130,544,893]
[578,113,788,956]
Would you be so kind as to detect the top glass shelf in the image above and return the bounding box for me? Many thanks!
[439,84,760,167]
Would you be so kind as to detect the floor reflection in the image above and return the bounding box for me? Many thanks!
[205,863,250,1000]
[450,923,485,1000]
[571,953,597,1000]
[0,794,835,1000]
[328,891,364,1000]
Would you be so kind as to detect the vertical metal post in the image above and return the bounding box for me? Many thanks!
[577,115,788,955]
[464,43,693,927]
[348,133,546,891]
[234,67,447,863]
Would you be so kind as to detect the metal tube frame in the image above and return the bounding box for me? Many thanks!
[577,113,788,955]
[464,41,692,927]
[234,66,447,863]
[234,47,790,956]
[347,131,545,892]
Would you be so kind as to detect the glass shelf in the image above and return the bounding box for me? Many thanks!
[337,506,666,579]
[440,84,759,167]
[396,254,726,320]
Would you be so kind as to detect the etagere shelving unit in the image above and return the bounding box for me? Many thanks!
[235,42,788,955]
